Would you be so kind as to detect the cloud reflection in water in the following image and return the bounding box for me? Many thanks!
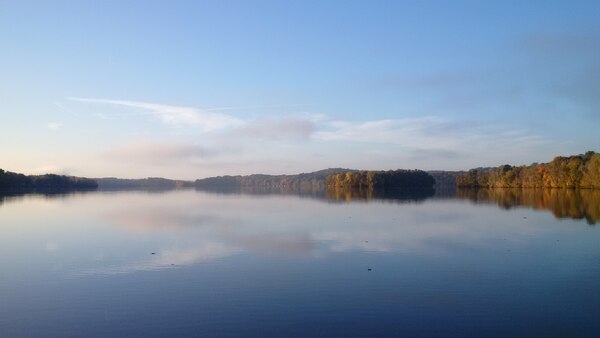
[82,189,552,275]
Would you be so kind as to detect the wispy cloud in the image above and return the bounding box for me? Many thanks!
[46,122,62,130]
[203,103,308,111]
[72,97,324,141]
[235,115,318,140]
[315,117,447,145]
[69,97,243,131]
[316,116,548,147]
[71,97,554,172]
[53,101,78,115]
[313,116,551,168]
[104,140,228,165]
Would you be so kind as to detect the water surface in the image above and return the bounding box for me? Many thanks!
[1,189,599,337]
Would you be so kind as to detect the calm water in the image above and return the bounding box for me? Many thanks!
[1,188,599,337]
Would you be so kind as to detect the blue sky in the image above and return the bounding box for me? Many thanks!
[1,1,598,179]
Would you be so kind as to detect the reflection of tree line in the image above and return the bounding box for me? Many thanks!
[2,181,597,225]
[195,185,327,199]
[456,188,600,224]
[0,190,95,208]
[194,185,435,203]
[325,187,434,203]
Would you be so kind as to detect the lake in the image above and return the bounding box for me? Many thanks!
[1,188,599,337]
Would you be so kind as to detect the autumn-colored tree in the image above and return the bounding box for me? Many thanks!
[456,151,599,189]
[581,153,600,188]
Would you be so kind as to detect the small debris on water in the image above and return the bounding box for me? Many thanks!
[151,252,156,255]
[368,268,372,271]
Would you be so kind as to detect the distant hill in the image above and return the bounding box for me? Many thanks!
[95,177,194,190]
[195,168,456,190]
[195,168,352,189]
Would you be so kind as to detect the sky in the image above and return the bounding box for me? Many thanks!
[1,0,598,179]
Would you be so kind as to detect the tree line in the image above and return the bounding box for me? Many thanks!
[0,169,98,190]
[456,151,600,189]
[325,169,435,189]
[195,168,348,190]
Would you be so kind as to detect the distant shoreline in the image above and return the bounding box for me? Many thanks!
[2,151,598,191]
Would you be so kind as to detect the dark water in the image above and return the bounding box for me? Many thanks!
[1,188,599,337]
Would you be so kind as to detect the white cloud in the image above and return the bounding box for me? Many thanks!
[69,97,243,131]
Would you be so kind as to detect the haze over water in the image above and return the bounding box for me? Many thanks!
[1,189,599,337]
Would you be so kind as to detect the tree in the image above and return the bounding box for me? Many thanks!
[455,151,599,189]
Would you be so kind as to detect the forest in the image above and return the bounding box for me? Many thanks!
[325,169,435,189]
[456,151,600,189]
[0,169,98,190]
